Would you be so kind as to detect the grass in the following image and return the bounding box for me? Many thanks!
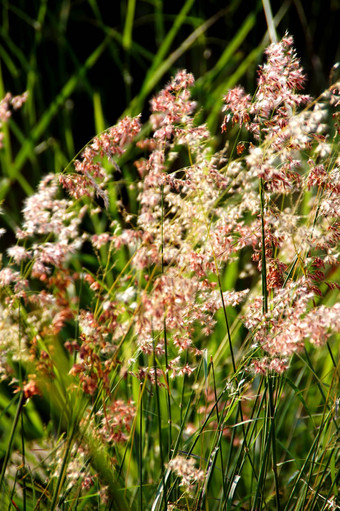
[0,2,339,510]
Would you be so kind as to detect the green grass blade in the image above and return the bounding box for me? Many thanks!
[123,0,137,50]
[11,38,109,181]
[0,393,25,498]
[125,7,228,116]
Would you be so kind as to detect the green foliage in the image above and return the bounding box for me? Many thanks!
[0,2,339,510]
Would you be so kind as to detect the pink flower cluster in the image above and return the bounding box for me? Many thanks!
[245,278,339,370]
[59,115,141,208]
[0,91,28,147]
[222,32,310,140]
[0,33,338,418]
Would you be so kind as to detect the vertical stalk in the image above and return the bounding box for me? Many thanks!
[50,424,76,511]
[260,177,281,508]
[139,382,143,511]
[268,374,281,510]
[153,333,166,510]
[0,392,25,496]
[262,0,278,44]
[161,184,172,454]
[18,300,27,510]
[214,235,258,506]
[217,272,236,374]
[260,177,268,314]
[21,407,26,511]
[211,359,226,502]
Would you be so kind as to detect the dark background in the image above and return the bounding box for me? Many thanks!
[0,0,339,235]
[2,1,339,143]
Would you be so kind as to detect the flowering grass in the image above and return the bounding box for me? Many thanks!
[0,32,339,511]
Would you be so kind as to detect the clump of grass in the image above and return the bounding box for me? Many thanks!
[0,33,339,511]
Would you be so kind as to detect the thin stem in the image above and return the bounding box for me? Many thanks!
[19,300,26,511]
[153,332,166,510]
[211,358,226,502]
[217,271,236,374]
[139,383,143,511]
[50,424,76,511]
[161,184,172,455]
[262,0,278,43]
[260,177,268,314]
[268,374,281,510]
[0,392,25,496]
[21,405,26,511]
